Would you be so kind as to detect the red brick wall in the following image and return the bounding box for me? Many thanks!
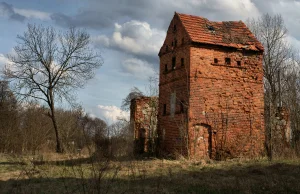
[188,45,265,159]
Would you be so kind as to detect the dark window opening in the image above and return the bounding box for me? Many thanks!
[163,104,167,115]
[225,58,231,65]
[173,24,177,32]
[171,41,174,47]
[164,64,168,72]
[214,58,218,64]
[139,128,146,139]
[180,100,185,113]
[138,128,146,153]
[174,39,177,47]
[181,58,184,66]
[166,45,168,52]
[237,61,241,66]
[172,57,176,70]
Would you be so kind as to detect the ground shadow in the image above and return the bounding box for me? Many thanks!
[0,161,26,166]
[1,162,300,194]
[31,153,157,166]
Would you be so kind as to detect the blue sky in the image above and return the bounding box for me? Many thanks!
[1,0,300,123]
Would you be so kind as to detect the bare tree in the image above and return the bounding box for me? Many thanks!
[282,53,300,154]
[247,14,291,106]
[247,14,294,159]
[2,24,103,153]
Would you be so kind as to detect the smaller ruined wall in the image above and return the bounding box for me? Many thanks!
[130,97,158,153]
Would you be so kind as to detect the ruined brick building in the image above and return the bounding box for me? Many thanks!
[130,96,158,154]
[157,13,265,159]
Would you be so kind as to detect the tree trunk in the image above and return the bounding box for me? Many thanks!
[49,91,63,153]
[51,109,63,153]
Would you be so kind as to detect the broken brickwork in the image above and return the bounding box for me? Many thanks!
[130,96,158,154]
[157,13,265,159]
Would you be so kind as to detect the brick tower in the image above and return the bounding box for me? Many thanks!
[157,12,265,159]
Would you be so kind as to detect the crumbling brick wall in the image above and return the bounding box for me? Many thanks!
[130,96,158,153]
[271,107,291,155]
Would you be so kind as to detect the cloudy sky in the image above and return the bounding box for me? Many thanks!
[1,0,300,123]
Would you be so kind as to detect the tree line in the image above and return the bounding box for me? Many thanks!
[0,80,107,154]
[0,80,133,156]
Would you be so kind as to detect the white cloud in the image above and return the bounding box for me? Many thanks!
[121,58,156,80]
[0,54,11,70]
[92,35,110,47]
[270,1,300,40]
[218,0,260,19]
[14,8,51,20]
[93,20,165,57]
[97,105,129,123]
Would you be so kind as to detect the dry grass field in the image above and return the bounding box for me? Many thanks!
[0,153,300,194]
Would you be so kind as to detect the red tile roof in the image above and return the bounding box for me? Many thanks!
[177,13,264,51]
